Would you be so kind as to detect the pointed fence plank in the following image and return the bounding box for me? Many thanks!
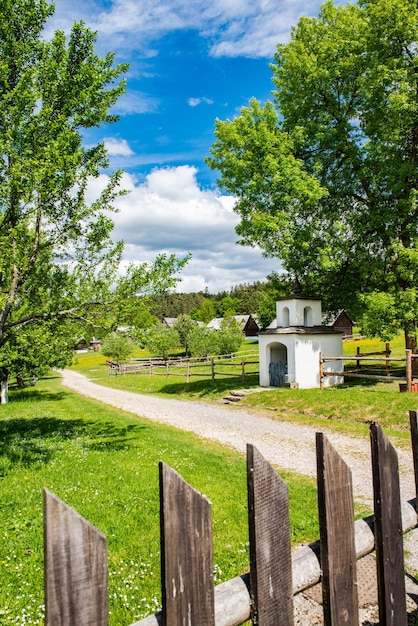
[159,462,215,626]
[44,489,108,626]
[247,444,293,625]
[409,410,418,506]
[316,433,359,626]
[370,422,407,626]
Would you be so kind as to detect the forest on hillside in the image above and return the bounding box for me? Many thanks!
[145,277,293,323]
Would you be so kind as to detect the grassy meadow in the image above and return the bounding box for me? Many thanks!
[72,340,261,399]
[1,331,416,624]
[0,372,318,625]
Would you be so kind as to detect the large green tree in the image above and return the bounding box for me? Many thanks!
[0,0,187,400]
[207,0,418,353]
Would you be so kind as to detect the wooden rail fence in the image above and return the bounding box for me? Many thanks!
[107,352,259,384]
[42,412,418,625]
[320,349,418,390]
[354,342,391,375]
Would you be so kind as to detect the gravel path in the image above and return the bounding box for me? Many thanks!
[60,369,416,509]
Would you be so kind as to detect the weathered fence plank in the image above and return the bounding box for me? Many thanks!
[370,422,407,626]
[247,444,293,625]
[133,493,418,626]
[131,575,252,626]
[320,349,415,387]
[159,462,215,626]
[41,413,418,626]
[44,489,108,626]
[107,353,259,382]
[316,433,359,626]
[409,410,418,504]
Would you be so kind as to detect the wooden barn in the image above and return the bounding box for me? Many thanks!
[75,338,88,351]
[322,310,355,338]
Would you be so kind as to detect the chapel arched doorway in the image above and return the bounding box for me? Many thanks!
[268,342,288,387]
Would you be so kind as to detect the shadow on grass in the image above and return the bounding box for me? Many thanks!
[0,415,148,476]
[335,371,405,391]
[337,377,393,389]
[8,388,69,402]
[160,373,400,396]
[159,374,260,397]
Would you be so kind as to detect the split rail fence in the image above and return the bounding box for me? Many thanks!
[320,348,418,390]
[107,351,259,384]
[43,411,418,625]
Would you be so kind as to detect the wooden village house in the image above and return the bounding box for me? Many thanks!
[207,314,260,337]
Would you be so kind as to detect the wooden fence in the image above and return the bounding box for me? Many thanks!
[107,351,259,384]
[354,342,392,375]
[320,349,418,390]
[42,412,418,625]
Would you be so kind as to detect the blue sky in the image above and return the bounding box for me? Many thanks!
[47,0,326,293]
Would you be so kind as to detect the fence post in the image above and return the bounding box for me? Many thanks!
[406,349,412,391]
[370,422,407,626]
[319,353,324,390]
[211,358,215,382]
[44,489,108,626]
[356,346,361,373]
[247,445,293,625]
[159,462,215,626]
[241,358,245,383]
[385,343,391,376]
[316,434,359,626]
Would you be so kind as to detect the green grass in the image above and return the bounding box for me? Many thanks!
[72,334,417,446]
[241,382,416,444]
[0,372,318,625]
[2,332,414,623]
[72,340,261,400]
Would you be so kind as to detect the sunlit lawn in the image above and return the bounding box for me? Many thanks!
[2,332,415,623]
[1,372,318,625]
[71,339,261,399]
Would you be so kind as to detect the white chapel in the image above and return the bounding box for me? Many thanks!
[258,292,344,389]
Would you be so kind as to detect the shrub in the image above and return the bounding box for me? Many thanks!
[216,318,244,354]
[188,327,219,357]
[144,325,180,359]
[101,332,134,363]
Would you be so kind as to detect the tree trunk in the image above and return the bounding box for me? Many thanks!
[1,378,9,404]
[405,329,418,378]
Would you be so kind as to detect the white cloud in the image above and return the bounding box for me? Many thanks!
[104,137,134,156]
[188,97,214,107]
[94,0,187,38]
[205,0,321,57]
[112,166,239,250]
[87,165,279,292]
[113,91,160,115]
[49,0,324,59]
